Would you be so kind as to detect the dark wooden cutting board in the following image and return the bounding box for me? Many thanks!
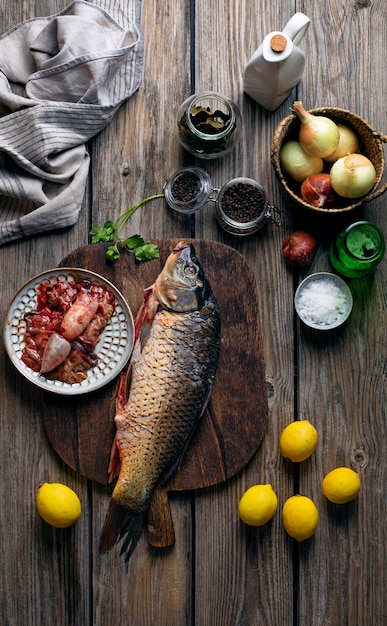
[43,239,268,546]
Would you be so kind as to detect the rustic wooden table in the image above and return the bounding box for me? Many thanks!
[0,1,386,625]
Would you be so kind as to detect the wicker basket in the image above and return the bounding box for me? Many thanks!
[271,107,387,214]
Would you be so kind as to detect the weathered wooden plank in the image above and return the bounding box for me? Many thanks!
[88,2,195,624]
[89,2,194,244]
[193,1,295,625]
[295,1,387,625]
[0,1,91,625]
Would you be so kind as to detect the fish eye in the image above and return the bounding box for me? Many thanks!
[184,264,197,277]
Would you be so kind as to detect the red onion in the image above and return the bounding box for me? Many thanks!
[282,231,318,267]
[301,174,340,209]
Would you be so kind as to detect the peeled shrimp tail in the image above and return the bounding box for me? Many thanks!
[99,501,146,563]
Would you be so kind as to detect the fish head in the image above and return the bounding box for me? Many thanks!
[154,242,211,312]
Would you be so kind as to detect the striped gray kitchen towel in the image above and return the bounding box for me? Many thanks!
[0,0,143,245]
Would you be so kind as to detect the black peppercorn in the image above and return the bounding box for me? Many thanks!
[171,171,201,203]
[164,167,212,214]
[220,182,265,223]
[215,178,269,236]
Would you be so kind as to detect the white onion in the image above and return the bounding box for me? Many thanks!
[293,101,340,158]
[330,154,376,198]
[280,140,324,182]
[324,124,360,163]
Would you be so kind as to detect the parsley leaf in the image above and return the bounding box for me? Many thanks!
[134,242,160,262]
[89,194,164,262]
[105,243,120,261]
[89,220,118,243]
[125,234,146,251]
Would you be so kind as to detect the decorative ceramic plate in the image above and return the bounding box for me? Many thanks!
[3,268,135,395]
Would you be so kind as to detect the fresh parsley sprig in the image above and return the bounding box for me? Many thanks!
[90,194,165,262]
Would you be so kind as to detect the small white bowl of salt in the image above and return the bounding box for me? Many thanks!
[295,272,353,330]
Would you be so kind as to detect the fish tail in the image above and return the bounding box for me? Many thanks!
[119,513,146,562]
[99,501,146,562]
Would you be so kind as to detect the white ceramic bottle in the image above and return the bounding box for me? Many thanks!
[243,13,310,112]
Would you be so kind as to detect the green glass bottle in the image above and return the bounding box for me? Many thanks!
[329,221,385,278]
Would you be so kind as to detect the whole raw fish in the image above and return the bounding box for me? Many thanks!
[99,241,221,561]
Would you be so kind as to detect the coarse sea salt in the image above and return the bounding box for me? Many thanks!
[296,278,349,326]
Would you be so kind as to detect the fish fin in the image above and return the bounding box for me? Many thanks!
[161,426,200,485]
[116,366,131,412]
[99,501,128,553]
[98,500,146,561]
[134,288,159,349]
[200,383,214,418]
[99,501,146,562]
[106,370,130,483]
[123,364,132,400]
[107,436,121,482]
[119,512,146,562]
[161,446,188,486]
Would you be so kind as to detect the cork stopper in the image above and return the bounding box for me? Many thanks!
[270,34,287,53]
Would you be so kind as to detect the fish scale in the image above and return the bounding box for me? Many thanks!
[113,307,219,512]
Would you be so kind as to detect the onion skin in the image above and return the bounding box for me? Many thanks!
[301,173,340,209]
[282,231,318,267]
[280,140,324,182]
[324,124,360,163]
[293,101,340,158]
[330,153,376,198]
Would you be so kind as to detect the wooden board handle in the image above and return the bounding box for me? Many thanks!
[147,484,175,548]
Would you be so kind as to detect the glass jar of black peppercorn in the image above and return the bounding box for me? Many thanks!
[213,177,281,236]
[164,169,281,235]
[164,167,212,213]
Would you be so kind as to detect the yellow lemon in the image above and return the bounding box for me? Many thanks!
[36,482,82,528]
[282,495,319,541]
[280,420,318,462]
[322,467,361,504]
[238,484,278,526]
